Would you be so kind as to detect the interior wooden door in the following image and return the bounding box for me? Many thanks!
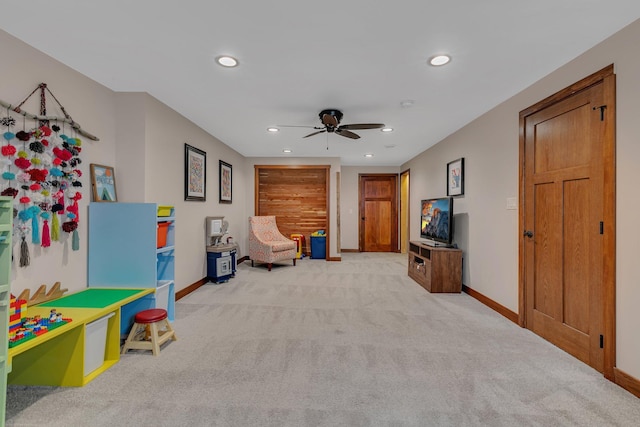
[359,174,398,252]
[521,67,615,374]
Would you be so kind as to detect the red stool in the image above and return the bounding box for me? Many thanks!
[121,308,177,356]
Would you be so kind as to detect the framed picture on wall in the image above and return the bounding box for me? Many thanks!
[219,160,232,203]
[447,157,464,196]
[184,143,206,201]
[90,164,118,202]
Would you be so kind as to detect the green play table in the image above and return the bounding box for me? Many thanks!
[7,288,154,387]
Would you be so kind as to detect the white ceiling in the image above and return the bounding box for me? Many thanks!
[2,1,640,166]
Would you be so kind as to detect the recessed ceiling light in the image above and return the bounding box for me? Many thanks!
[364,153,374,158]
[381,127,394,132]
[267,127,279,132]
[283,149,292,153]
[429,55,451,66]
[400,100,414,108]
[216,55,238,67]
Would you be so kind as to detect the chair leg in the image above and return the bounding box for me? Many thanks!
[251,260,254,267]
[267,263,272,271]
[293,259,296,266]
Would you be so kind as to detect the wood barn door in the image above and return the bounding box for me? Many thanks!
[359,174,398,252]
[520,65,615,375]
[255,165,330,256]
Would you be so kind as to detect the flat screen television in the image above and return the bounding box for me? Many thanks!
[420,197,453,246]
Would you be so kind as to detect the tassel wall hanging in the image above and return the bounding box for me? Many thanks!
[0,83,99,267]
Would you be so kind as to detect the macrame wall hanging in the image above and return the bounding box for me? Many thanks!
[0,83,99,267]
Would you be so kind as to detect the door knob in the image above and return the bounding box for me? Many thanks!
[523,230,533,238]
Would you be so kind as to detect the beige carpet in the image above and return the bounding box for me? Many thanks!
[6,253,640,426]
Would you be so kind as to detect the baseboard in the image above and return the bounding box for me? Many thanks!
[462,284,519,324]
[341,249,359,253]
[175,278,208,301]
[177,256,250,301]
[614,367,640,398]
[328,256,342,261]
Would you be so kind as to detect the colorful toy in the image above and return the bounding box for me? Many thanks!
[9,294,27,333]
[8,307,72,348]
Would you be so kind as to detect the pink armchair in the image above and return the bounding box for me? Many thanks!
[248,216,297,271]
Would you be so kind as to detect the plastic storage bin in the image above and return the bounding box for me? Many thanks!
[156,282,170,312]
[310,235,326,259]
[157,222,171,248]
[157,205,173,217]
[84,312,115,376]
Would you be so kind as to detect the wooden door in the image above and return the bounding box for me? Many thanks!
[520,66,615,374]
[359,174,398,252]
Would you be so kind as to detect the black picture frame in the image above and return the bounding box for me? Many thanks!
[447,157,464,196]
[219,160,232,204]
[184,143,206,201]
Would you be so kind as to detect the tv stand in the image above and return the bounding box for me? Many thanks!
[408,241,462,293]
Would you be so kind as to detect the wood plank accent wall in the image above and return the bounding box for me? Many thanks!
[255,165,330,254]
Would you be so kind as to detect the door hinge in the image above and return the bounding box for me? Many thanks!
[600,334,604,349]
[593,105,607,121]
[600,221,604,235]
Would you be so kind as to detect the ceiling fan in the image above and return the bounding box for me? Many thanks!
[284,109,385,140]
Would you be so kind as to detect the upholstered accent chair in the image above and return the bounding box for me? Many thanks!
[248,216,297,271]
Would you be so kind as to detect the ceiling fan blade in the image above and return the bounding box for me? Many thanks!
[322,113,339,127]
[335,129,360,139]
[339,123,385,130]
[277,125,324,129]
[303,130,327,138]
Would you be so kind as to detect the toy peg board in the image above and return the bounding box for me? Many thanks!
[37,289,147,309]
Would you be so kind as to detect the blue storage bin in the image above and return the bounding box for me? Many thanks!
[310,235,326,259]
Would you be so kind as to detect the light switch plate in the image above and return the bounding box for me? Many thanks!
[506,197,518,210]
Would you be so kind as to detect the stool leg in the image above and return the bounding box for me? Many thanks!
[149,321,161,356]
[122,322,142,354]
[162,318,178,341]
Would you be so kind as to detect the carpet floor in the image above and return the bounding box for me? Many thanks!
[5,253,640,426]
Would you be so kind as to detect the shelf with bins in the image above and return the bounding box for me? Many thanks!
[88,203,176,335]
[0,195,13,425]
[156,206,175,314]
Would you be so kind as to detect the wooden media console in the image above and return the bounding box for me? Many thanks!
[408,241,462,293]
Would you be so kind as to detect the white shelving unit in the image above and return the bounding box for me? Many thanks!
[88,203,175,335]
